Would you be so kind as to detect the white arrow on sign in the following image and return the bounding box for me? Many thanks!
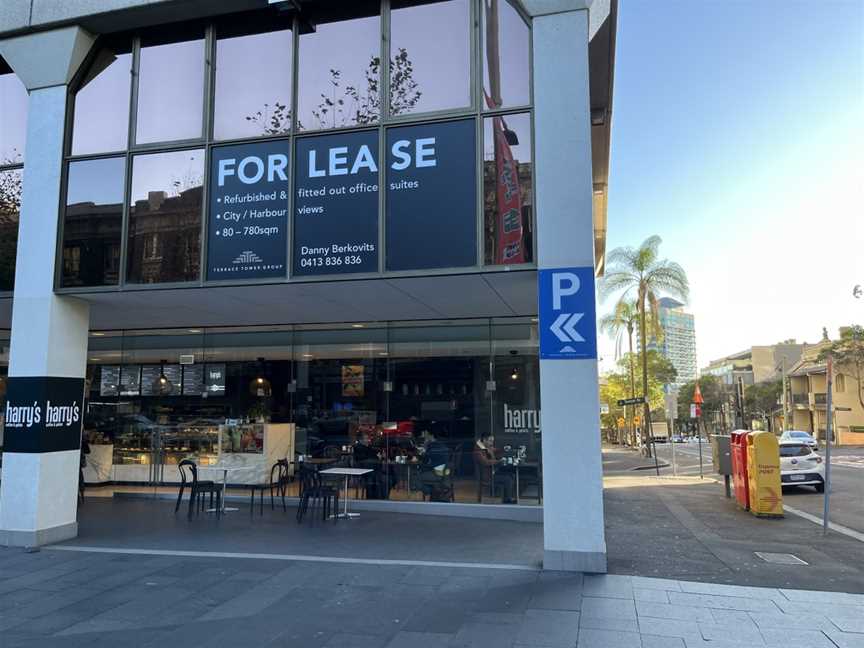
[550,312,585,343]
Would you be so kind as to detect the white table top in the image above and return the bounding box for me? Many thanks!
[319,467,374,476]
[203,465,248,472]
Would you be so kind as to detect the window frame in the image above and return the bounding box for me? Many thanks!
[54,0,535,295]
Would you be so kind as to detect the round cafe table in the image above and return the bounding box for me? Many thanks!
[201,465,246,514]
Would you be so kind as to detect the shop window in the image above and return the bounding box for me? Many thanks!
[71,46,132,155]
[483,112,533,265]
[390,0,471,115]
[297,12,380,130]
[0,71,27,165]
[135,34,205,144]
[482,0,530,110]
[126,149,204,284]
[0,168,21,291]
[61,157,125,287]
[214,27,293,140]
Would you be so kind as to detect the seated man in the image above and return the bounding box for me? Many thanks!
[473,432,516,504]
[419,430,452,502]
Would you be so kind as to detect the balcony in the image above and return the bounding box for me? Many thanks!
[791,393,808,407]
[813,393,827,407]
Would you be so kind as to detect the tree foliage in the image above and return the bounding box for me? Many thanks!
[677,375,725,421]
[819,324,864,408]
[744,379,782,416]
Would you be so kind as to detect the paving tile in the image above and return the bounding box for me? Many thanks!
[630,577,682,592]
[576,628,640,648]
[515,609,580,647]
[635,602,714,623]
[679,581,785,601]
[824,631,864,648]
[450,620,519,647]
[748,610,835,631]
[829,615,864,633]
[780,589,864,606]
[636,616,702,641]
[759,628,839,647]
[581,596,636,621]
[578,615,639,633]
[698,622,764,645]
[529,579,583,611]
[773,599,864,618]
[668,591,778,612]
[633,588,669,603]
[641,636,684,648]
[582,575,634,600]
[708,609,758,627]
[474,582,533,613]
[384,632,454,648]
[324,633,389,648]
[402,601,473,633]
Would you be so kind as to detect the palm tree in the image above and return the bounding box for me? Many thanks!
[599,299,638,445]
[600,236,689,457]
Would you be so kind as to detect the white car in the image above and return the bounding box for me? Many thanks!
[780,430,818,450]
[779,442,825,492]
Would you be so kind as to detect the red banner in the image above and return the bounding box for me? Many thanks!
[492,115,525,264]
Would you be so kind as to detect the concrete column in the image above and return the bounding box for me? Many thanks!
[532,8,607,571]
[0,26,95,547]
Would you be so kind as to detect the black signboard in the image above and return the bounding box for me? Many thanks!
[617,397,646,406]
[207,140,289,280]
[120,365,140,396]
[182,365,204,396]
[4,377,85,453]
[386,119,476,271]
[99,366,120,397]
[294,130,379,275]
[204,364,226,395]
[141,364,181,396]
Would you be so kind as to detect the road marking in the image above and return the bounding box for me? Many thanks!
[782,505,864,543]
[45,545,540,571]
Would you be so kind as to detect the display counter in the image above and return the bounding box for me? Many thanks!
[82,444,114,483]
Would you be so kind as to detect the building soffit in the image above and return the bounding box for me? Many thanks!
[0,25,95,90]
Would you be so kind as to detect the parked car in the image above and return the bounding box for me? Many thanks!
[671,435,685,443]
[780,430,818,450]
[779,442,824,492]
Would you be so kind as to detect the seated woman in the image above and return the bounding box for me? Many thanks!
[473,431,516,504]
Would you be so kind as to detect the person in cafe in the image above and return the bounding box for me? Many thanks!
[418,429,453,501]
[353,432,391,499]
[474,431,516,504]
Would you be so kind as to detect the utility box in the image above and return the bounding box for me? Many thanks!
[713,435,731,475]
[730,430,750,510]
[745,431,784,518]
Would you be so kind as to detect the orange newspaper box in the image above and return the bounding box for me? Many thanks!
[730,430,750,510]
[746,431,784,518]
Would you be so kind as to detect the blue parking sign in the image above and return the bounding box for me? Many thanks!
[539,267,597,359]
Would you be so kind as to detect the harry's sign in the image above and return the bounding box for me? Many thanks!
[3,377,85,453]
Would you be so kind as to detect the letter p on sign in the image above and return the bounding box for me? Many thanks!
[552,272,580,310]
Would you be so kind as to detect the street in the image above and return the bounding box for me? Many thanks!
[651,441,864,536]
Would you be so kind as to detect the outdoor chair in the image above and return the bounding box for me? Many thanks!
[296,464,339,523]
[175,459,222,517]
[249,460,289,516]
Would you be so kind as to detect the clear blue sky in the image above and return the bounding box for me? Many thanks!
[601,0,864,371]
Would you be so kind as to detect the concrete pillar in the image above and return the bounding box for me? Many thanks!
[531,7,607,571]
[0,26,95,547]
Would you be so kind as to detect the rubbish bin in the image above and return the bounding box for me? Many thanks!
[746,431,784,518]
[730,430,750,510]
[713,434,732,497]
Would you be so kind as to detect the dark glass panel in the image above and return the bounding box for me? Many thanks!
[72,49,132,155]
[0,168,21,290]
[126,149,204,284]
[483,112,533,265]
[0,73,28,165]
[214,28,293,140]
[390,0,470,115]
[297,14,380,130]
[61,157,125,287]
[482,0,530,109]
[135,37,205,144]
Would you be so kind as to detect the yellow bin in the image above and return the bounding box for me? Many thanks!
[746,431,784,518]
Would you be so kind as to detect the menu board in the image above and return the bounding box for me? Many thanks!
[182,365,204,396]
[293,130,379,275]
[386,119,477,271]
[207,140,289,280]
[141,364,181,396]
[99,366,120,397]
[204,364,226,395]
[119,366,141,396]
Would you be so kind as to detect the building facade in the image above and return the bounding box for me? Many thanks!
[651,297,696,392]
[0,0,616,572]
[704,342,806,386]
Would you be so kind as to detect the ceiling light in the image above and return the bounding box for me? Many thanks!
[188,329,202,334]
[90,332,105,337]
[352,324,365,328]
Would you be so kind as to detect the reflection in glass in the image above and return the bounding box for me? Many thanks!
[0,169,21,290]
[61,157,125,287]
[297,15,380,130]
[135,37,205,144]
[72,49,132,155]
[390,0,470,115]
[483,112,533,265]
[214,29,293,140]
[0,73,28,164]
[482,0,530,109]
[126,149,204,284]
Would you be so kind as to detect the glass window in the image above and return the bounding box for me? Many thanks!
[126,149,204,284]
[135,36,205,144]
[390,0,470,115]
[483,112,533,265]
[61,157,125,287]
[482,0,530,109]
[0,168,21,290]
[0,72,28,165]
[297,14,380,131]
[214,28,293,140]
[71,47,132,155]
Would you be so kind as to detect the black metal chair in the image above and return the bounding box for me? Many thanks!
[175,459,222,517]
[296,464,339,523]
[249,460,289,516]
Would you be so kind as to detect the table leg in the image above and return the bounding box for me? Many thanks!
[516,468,520,505]
[335,474,360,519]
